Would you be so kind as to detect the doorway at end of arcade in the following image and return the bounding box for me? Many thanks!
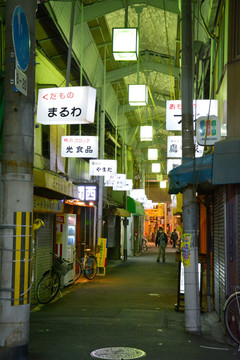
[144,202,183,246]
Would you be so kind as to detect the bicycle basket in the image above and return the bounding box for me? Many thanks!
[53,259,70,276]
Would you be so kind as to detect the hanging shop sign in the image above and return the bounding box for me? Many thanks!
[78,184,98,202]
[61,136,98,158]
[112,174,126,190]
[120,179,133,191]
[89,159,117,176]
[196,115,221,145]
[166,99,218,131]
[167,159,182,174]
[167,136,204,158]
[36,86,96,125]
[130,189,146,203]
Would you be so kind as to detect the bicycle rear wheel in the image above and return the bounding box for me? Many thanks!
[36,270,61,304]
[74,259,82,282]
[84,256,97,280]
[224,293,240,345]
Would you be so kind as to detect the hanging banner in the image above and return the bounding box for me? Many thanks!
[61,136,98,158]
[166,99,218,131]
[181,233,191,267]
[36,86,96,125]
[89,159,117,176]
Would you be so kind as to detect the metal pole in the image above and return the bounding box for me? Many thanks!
[181,0,201,333]
[66,0,76,87]
[0,1,37,358]
[97,46,106,239]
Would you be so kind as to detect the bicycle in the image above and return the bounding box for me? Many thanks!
[74,247,97,282]
[224,289,240,347]
[36,252,72,304]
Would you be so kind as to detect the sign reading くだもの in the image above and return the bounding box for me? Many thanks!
[36,86,96,125]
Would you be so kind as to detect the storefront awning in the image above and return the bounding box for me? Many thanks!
[168,154,213,194]
[113,208,131,217]
[127,196,145,216]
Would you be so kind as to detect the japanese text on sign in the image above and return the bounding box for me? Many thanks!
[166,99,218,131]
[36,86,96,125]
[61,136,98,158]
[89,160,117,176]
[78,185,97,202]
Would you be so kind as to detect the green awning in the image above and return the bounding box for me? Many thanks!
[127,196,145,216]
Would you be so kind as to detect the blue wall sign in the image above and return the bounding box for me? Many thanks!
[12,6,30,72]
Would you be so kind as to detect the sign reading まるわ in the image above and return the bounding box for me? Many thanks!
[36,86,96,125]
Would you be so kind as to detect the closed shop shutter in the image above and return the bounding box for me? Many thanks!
[213,186,226,322]
[238,188,240,285]
[31,213,54,303]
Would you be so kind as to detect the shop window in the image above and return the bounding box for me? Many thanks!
[70,124,79,135]
[42,125,50,159]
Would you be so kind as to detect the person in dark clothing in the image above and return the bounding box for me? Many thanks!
[170,229,178,248]
[155,227,168,263]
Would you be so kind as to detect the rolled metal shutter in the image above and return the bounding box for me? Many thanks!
[31,213,54,303]
[213,186,226,322]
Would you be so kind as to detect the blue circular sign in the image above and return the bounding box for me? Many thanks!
[12,6,30,72]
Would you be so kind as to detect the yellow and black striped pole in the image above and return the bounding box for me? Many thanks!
[11,212,33,306]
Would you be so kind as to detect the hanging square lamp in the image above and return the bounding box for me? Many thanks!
[112,28,139,61]
[129,84,148,106]
[152,163,161,173]
[140,126,152,141]
[148,148,158,160]
[160,180,167,188]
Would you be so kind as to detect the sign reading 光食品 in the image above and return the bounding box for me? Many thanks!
[61,136,98,158]
[36,86,96,125]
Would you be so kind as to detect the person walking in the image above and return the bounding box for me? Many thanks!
[156,226,168,263]
[170,229,178,248]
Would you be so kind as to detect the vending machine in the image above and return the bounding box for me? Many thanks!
[55,214,76,286]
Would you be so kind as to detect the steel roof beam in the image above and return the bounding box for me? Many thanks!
[106,59,179,83]
[77,0,180,24]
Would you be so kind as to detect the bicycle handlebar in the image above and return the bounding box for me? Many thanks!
[50,252,70,263]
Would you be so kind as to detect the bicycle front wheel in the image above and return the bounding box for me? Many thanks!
[36,270,61,304]
[84,256,97,280]
[74,259,82,282]
[224,294,240,345]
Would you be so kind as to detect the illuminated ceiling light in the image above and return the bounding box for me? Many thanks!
[140,126,152,141]
[128,84,148,106]
[112,28,139,61]
[148,148,158,160]
[152,163,161,173]
[160,181,167,188]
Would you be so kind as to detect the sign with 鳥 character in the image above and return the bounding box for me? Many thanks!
[61,136,98,158]
[36,86,96,124]
[89,160,117,176]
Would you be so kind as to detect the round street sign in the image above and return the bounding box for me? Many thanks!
[12,6,30,72]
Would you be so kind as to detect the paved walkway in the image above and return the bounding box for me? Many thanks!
[29,243,238,359]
